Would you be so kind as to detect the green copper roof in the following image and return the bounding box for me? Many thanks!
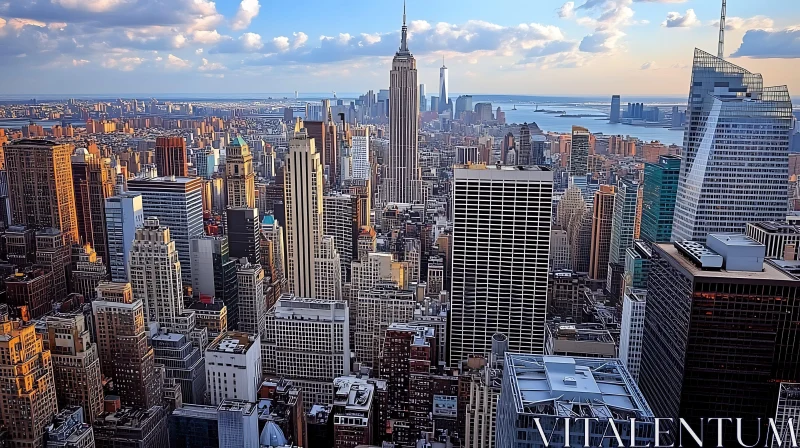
[230,136,248,147]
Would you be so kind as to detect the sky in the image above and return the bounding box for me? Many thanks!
[0,0,798,96]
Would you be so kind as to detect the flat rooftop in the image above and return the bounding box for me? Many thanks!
[748,221,800,234]
[505,354,653,421]
[207,331,255,354]
[657,243,797,282]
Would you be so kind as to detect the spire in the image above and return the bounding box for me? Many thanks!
[398,0,409,54]
[717,0,726,59]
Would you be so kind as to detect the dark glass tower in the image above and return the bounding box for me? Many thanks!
[226,207,261,265]
[641,155,681,243]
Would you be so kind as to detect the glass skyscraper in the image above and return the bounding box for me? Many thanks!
[641,155,681,243]
[671,49,793,242]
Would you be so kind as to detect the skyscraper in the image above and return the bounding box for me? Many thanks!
[323,193,356,282]
[641,155,681,243]
[610,94,621,123]
[449,165,553,367]
[226,137,256,209]
[0,316,58,448]
[190,235,239,330]
[155,136,188,177]
[105,192,144,282]
[568,126,590,177]
[284,129,323,297]
[589,185,615,281]
[128,176,204,285]
[226,207,261,266]
[438,57,449,114]
[205,332,262,405]
[355,283,416,369]
[71,148,116,263]
[237,261,266,336]
[671,49,792,242]
[6,139,79,243]
[607,179,639,297]
[517,123,531,165]
[619,288,647,382]
[385,5,422,204]
[93,281,161,409]
[419,83,427,112]
[350,126,371,181]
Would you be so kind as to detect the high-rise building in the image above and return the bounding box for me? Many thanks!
[384,7,422,204]
[315,235,342,300]
[93,406,168,448]
[190,235,239,329]
[226,137,256,209]
[237,261,266,336]
[496,355,654,447]
[671,49,792,242]
[6,139,79,243]
[226,207,261,265]
[151,332,206,405]
[155,136,188,177]
[589,185,615,281]
[641,155,681,243]
[36,228,71,300]
[568,126,590,177]
[454,95,473,120]
[355,283,416,369]
[549,228,571,270]
[304,120,339,188]
[128,176,204,285]
[70,244,107,300]
[218,400,260,448]
[168,404,219,448]
[105,192,144,282]
[746,221,800,260]
[350,127,371,180]
[419,83,427,112]
[610,94,621,123]
[619,288,647,383]
[263,295,350,410]
[6,266,56,319]
[517,123,531,166]
[639,235,800,445]
[438,58,449,114]
[205,332,262,405]
[284,129,324,297]
[324,193,356,282]
[44,310,104,423]
[607,179,639,297]
[331,376,385,448]
[0,317,58,448]
[93,281,161,409]
[71,149,116,263]
[624,240,652,289]
[449,165,553,367]
[773,383,800,448]
[46,406,96,448]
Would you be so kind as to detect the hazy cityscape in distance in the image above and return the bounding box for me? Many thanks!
[0,0,799,448]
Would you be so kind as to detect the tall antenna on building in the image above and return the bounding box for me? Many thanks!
[718,0,726,59]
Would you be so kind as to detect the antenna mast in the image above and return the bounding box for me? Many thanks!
[718,0,726,59]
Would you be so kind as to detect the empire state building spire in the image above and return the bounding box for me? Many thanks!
[398,0,410,55]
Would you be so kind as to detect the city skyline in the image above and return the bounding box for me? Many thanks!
[0,0,797,96]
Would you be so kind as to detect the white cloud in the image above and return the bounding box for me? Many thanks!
[198,57,225,71]
[732,26,800,58]
[558,2,575,19]
[662,9,700,28]
[165,53,191,69]
[710,16,774,31]
[360,33,381,45]
[195,48,203,54]
[292,32,308,49]
[640,61,656,69]
[72,58,90,66]
[273,36,289,51]
[51,0,127,13]
[231,0,260,31]
[102,56,144,71]
[192,29,221,44]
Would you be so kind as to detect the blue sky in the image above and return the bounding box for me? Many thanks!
[0,0,797,96]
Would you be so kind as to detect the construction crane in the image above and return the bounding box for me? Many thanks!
[718,0,726,59]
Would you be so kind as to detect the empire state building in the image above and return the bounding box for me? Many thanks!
[385,3,422,204]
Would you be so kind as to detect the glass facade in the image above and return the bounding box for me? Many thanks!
[641,155,681,243]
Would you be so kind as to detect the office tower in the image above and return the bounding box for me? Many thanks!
[168,404,219,448]
[205,332,262,405]
[225,137,256,208]
[0,317,58,448]
[105,192,144,282]
[607,179,639,297]
[44,311,104,423]
[589,185,615,281]
[263,295,350,410]
[331,376,385,448]
[547,270,586,322]
[379,323,437,447]
[155,136,188,177]
[284,129,324,297]
[128,176,203,285]
[261,214,286,284]
[71,149,116,263]
[569,126,590,177]
[71,244,108,299]
[671,49,792,242]
[36,228,70,300]
[438,58,449,114]
[462,337,505,448]
[549,228,571,270]
[194,146,220,179]
[6,139,79,243]
[6,266,56,318]
[93,406,168,448]
[773,383,800,448]
[474,102,493,123]
[324,193,356,282]
[151,332,206,404]
[639,235,800,445]
[190,235,239,329]
[419,83,426,112]
[237,261,266,336]
[545,322,616,358]
[454,95,473,120]
[517,123,531,165]
[350,127,371,180]
[449,165,553,367]
[496,355,655,447]
[746,221,800,260]
[129,217,186,332]
[355,283,415,369]
[304,120,339,187]
[316,235,342,300]
[385,7,422,204]
[610,94,621,123]
[227,207,261,265]
[218,400,260,448]
[641,155,681,243]
[624,240,652,289]
[93,281,161,408]
[619,288,647,383]
[430,96,439,115]
[46,406,95,448]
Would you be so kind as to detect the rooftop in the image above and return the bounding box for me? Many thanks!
[207,331,255,354]
[333,376,376,413]
[748,221,800,234]
[504,354,653,421]
[659,242,796,282]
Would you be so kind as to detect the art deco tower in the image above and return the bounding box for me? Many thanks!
[385,4,422,204]
[226,137,256,208]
